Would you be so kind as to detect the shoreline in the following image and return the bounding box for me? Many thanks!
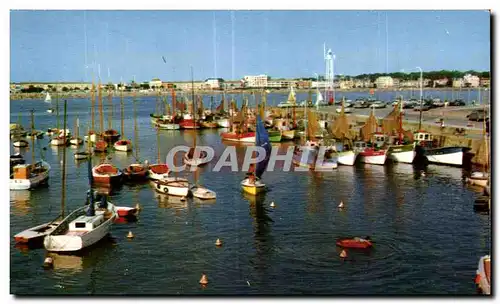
[10,87,482,101]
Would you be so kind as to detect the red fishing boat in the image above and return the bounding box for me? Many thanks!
[179,119,201,129]
[92,163,123,185]
[221,131,255,143]
[115,206,138,218]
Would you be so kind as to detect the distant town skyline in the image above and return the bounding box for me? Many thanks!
[10,10,490,83]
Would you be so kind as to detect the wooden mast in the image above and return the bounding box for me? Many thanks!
[191,67,196,148]
[56,84,60,130]
[133,92,140,162]
[120,89,125,139]
[98,81,103,137]
[61,100,68,218]
[107,88,113,131]
[91,82,95,133]
[30,110,35,168]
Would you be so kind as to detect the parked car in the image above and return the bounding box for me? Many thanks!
[336,107,353,114]
[467,109,489,121]
[353,101,370,108]
[414,105,430,111]
[449,99,466,106]
[370,101,387,109]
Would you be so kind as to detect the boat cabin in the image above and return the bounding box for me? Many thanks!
[353,141,367,152]
[372,132,387,148]
[12,164,30,179]
[68,215,104,234]
[413,130,435,148]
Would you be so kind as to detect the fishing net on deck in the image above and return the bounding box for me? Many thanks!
[381,103,401,136]
[360,111,379,142]
[330,107,353,140]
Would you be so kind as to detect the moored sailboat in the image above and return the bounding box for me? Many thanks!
[356,109,388,165]
[241,115,271,195]
[329,98,358,166]
[383,100,416,164]
[113,90,132,152]
[10,110,51,190]
[70,117,84,146]
[123,93,149,181]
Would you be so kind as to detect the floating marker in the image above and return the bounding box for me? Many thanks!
[135,203,141,211]
[270,201,276,208]
[43,257,54,269]
[127,231,134,239]
[338,201,344,208]
[199,273,208,285]
[340,249,347,258]
[215,239,222,247]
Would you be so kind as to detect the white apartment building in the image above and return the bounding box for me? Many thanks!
[205,78,225,89]
[149,78,162,88]
[463,74,480,87]
[243,75,269,88]
[374,76,394,88]
[311,81,330,89]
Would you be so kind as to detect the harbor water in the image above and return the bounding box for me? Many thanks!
[10,93,491,295]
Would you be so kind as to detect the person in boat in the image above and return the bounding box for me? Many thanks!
[353,236,371,243]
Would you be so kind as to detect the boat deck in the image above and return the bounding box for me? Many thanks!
[65,231,88,236]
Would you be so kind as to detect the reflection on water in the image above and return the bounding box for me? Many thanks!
[47,252,84,272]
[10,190,32,216]
[153,190,188,211]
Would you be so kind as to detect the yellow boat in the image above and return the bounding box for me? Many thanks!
[241,178,266,195]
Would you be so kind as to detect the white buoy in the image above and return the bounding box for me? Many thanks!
[270,201,276,208]
[199,273,208,285]
[135,203,141,211]
[215,239,222,247]
[340,249,347,258]
[127,231,134,239]
[43,257,54,269]
[338,201,344,208]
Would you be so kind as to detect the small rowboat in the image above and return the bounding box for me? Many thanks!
[115,206,138,218]
[336,238,373,249]
[123,164,148,181]
[114,139,132,152]
[93,140,108,153]
[103,129,120,143]
[14,220,60,246]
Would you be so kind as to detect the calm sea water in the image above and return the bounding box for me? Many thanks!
[10,91,491,295]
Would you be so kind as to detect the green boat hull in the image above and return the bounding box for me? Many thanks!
[268,130,282,142]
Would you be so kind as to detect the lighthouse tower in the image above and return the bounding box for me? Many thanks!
[324,44,335,105]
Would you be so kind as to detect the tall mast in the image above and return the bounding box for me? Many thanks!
[30,110,35,167]
[134,92,139,162]
[107,89,113,131]
[98,81,103,135]
[399,96,403,144]
[120,90,124,138]
[56,84,59,130]
[191,66,196,148]
[91,82,95,132]
[61,100,68,218]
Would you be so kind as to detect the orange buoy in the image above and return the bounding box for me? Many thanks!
[127,231,134,239]
[340,249,347,258]
[199,273,208,285]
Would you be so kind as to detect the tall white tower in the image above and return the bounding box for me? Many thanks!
[324,43,335,104]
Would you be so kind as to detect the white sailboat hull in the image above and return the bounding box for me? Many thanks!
[113,142,132,152]
[336,151,357,166]
[13,141,29,148]
[191,186,216,200]
[389,150,416,164]
[50,138,67,146]
[157,122,180,130]
[154,177,190,197]
[466,172,489,188]
[44,205,117,252]
[74,152,91,160]
[426,151,464,166]
[358,154,387,165]
[84,133,98,143]
[70,138,83,146]
[10,161,51,190]
[216,119,230,128]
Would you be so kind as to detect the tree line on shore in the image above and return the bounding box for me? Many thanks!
[298,70,490,82]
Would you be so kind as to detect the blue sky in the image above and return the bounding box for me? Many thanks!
[10,10,490,82]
